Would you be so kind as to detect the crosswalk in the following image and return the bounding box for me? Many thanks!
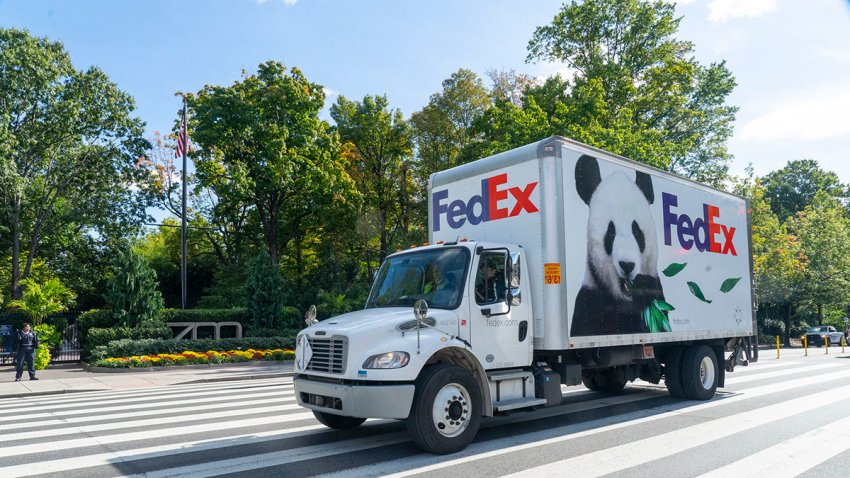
[1,353,849,477]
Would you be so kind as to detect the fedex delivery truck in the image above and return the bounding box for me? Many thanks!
[293,136,758,454]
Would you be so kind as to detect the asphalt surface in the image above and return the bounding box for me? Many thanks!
[0,351,848,477]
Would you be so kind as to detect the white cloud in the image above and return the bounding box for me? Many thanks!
[738,85,850,142]
[708,0,778,23]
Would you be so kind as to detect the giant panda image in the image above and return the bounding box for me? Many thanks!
[570,154,667,336]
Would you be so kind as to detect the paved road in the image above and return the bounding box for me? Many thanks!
[1,352,849,477]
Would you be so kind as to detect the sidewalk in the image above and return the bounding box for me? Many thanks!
[0,361,295,399]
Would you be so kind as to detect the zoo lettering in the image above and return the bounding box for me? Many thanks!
[662,192,737,256]
[432,173,539,231]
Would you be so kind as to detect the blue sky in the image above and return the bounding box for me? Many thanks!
[2,0,849,186]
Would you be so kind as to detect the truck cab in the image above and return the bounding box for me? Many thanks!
[294,240,539,453]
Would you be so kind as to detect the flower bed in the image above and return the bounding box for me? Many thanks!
[93,349,294,368]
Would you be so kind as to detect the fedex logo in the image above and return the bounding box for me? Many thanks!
[432,173,539,232]
[662,192,736,255]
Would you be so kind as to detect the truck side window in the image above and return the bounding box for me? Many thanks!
[475,253,507,305]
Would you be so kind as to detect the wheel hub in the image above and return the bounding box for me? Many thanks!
[699,356,715,389]
[431,382,471,438]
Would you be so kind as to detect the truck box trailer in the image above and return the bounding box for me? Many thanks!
[294,136,758,454]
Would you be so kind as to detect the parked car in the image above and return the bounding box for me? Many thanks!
[804,326,844,347]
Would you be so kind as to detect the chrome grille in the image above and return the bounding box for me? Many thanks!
[306,336,347,374]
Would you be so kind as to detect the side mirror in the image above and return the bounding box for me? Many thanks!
[509,252,521,289]
[304,304,318,327]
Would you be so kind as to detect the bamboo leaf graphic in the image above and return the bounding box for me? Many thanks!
[720,277,741,293]
[687,281,712,303]
[654,300,675,312]
[662,262,688,277]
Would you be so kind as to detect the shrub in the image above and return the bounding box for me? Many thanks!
[84,326,173,360]
[106,248,164,327]
[90,336,297,361]
[245,251,285,329]
[244,327,300,338]
[159,308,252,327]
[77,309,117,346]
[35,347,50,370]
[34,323,61,351]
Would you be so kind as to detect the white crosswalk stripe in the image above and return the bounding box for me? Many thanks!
[0,353,848,478]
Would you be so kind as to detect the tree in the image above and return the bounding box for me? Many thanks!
[106,248,164,328]
[792,191,850,326]
[8,277,75,326]
[734,174,804,345]
[761,159,849,223]
[522,0,737,183]
[410,69,491,182]
[0,28,153,299]
[245,250,284,330]
[187,62,359,266]
[331,94,414,264]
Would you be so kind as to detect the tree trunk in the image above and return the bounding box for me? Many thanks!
[817,303,823,325]
[10,195,22,300]
[379,208,388,262]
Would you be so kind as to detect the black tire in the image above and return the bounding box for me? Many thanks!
[594,370,627,393]
[582,374,600,391]
[681,345,719,400]
[313,410,366,429]
[664,346,686,398]
[406,364,482,455]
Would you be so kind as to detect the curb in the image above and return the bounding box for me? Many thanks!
[0,389,107,399]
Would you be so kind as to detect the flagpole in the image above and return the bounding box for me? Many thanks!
[180,99,188,310]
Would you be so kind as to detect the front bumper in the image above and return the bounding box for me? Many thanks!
[294,375,415,419]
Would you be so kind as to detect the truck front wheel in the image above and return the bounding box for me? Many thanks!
[313,410,366,429]
[681,345,719,400]
[407,364,483,454]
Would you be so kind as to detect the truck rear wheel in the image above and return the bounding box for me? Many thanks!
[407,364,482,454]
[681,345,719,400]
[582,375,600,391]
[664,346,686,398]
[313,410,366,429]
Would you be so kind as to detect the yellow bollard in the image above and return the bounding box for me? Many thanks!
[803,335,808,356]
[776,335,780,359]
[826,336,829,354]
[842,336,846,353]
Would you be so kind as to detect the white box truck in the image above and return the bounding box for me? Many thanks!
[293,136,758,454]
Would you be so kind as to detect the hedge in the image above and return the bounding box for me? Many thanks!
[84,326,173,360]
[90,336,297,361]
[244,327,301,339]
[77,309,116,344]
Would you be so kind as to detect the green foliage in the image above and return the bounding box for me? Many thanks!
[77,309,116,344]
[316,290,353,319]
[34,346,50,370]
[33,323,61,351]
[245,251,285,329]
[332,94,413,262]
[244,327,301,338]
[187,61,359,266]
[508,0,737,183]
[91,337,296,361]
[761,159,850,222]
[159,307,252,326]
[791,191,850,324]
[8,278,74,325]
[106,248,165,328]
[84,326,173,361]
[0,28,154,301]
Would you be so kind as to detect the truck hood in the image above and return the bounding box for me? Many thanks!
[302,307,460,337]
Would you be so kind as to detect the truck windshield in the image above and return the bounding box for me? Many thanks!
[366,248,469,310]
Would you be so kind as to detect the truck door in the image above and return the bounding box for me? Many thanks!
[470,249,532,369]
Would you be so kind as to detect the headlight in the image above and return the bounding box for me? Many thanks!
[362,351,410,369]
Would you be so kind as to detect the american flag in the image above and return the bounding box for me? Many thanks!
[175,112,187,158]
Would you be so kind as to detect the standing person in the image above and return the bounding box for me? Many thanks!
[13,323,39,382]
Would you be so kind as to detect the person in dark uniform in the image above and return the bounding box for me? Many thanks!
[13,323,39,381]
